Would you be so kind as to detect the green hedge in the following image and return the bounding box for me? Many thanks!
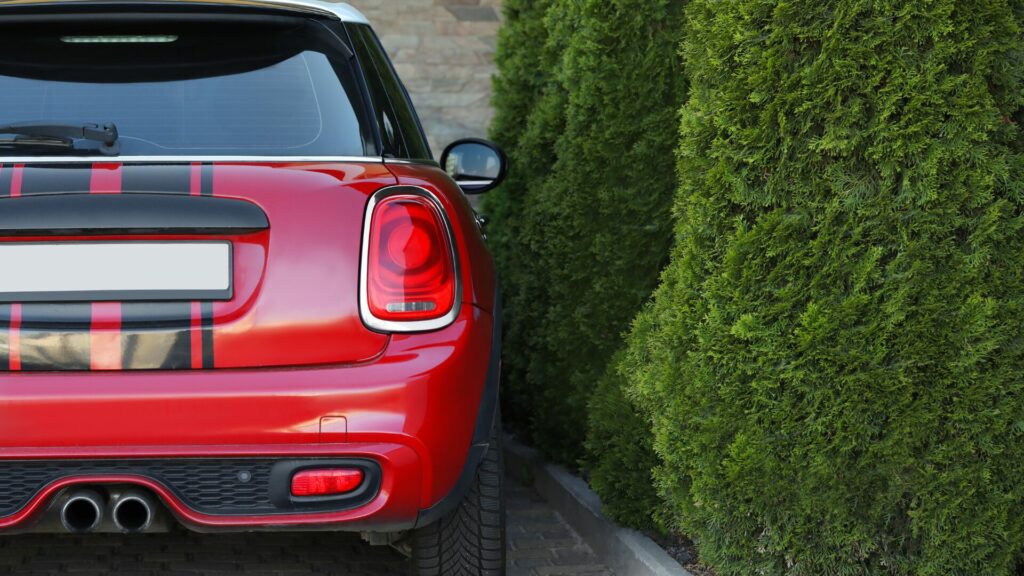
[486,0,687,474]
[526,0,687,467]
[624,0,1024,573]
[585,350,665,530]
[484,0,573,429]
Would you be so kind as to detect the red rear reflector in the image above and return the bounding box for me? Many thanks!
[290,468,365,497]
[366,195,455,322]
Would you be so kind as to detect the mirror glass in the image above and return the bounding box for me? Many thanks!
[440,139,507,194]
[444,142,502,181]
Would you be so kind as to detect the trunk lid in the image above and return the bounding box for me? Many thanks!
[0,161,394,370]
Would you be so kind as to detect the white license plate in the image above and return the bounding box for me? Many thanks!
[0,242,232,302]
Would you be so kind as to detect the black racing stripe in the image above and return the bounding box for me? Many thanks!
[18,304,91,371]
[0,304,91,327]
[0,304,9,371]
[0,164,12,198]
[121,164,192,194]
[121,302,192,370]
[201,302,214,369]
[19,165,92,196]
[119,164,195,369]
[119,303,193,327]
[201,163,214,196]
[200,166,215,368]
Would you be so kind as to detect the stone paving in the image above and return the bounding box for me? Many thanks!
[505,476,614,576]
[0,475,612,575]
[339,0,503,152]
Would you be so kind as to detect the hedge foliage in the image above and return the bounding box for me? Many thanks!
[585,350,665,530]
[623,0,1024,573]
[485,0,687,474]
[484,0,572,429]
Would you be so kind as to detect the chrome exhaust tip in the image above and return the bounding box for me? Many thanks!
[60,489,104,533]
[111,489,155,534]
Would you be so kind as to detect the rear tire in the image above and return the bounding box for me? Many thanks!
[410,414,505,575]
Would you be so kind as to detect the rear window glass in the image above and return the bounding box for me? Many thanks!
[0,18,372,157]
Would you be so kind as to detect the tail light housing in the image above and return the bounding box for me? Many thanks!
[360,187,460,332]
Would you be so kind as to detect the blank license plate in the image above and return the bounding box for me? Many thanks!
[0,242,232,302]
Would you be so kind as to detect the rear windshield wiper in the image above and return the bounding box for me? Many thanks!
[0,122,119,156]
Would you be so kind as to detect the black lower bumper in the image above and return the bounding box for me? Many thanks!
[0,458,381,519]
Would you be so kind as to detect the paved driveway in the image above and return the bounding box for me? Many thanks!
[0,476,611,576]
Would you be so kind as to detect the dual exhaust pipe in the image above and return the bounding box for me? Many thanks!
[60,488,155,534]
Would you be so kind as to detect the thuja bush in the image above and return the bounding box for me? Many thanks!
[505,0,686,467]
[549,0,686,528]
[624,0,1024,574]
[488,0,553,151]
[484,0,571,428]
[585,350,665,530]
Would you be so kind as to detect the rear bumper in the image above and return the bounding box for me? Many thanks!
[0,305,495,532]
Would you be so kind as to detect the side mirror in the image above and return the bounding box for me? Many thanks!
[440,138,508,195]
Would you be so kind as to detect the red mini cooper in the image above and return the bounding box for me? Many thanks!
[0,1,507,573]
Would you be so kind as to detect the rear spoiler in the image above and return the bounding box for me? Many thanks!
[0,0,369,22]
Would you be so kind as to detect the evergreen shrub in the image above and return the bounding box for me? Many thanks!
[484,0,572,428]
[625,0,1024,573]
[486,0,686,475]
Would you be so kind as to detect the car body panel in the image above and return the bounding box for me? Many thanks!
[0,161,401,370]
[0,302,492,529]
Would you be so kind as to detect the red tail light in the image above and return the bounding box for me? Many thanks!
[361,189,459,332]
[291,468,365,497]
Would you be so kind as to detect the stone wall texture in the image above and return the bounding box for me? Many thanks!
[344,0,503,154]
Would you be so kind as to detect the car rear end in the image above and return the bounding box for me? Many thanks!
[0,1,503,571]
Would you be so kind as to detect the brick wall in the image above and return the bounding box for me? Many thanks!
[346,0,502,155]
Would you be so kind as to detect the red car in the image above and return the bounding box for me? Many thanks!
[0,0,508,573]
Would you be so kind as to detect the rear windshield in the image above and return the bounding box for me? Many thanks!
[0,17,372,157]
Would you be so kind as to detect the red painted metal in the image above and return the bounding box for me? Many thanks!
[210,163,399,368]
[0,161,495,531]
[0,162,401,369]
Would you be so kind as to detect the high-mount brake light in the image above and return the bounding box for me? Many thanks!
[60,36,179,44]
[361,189,459,332]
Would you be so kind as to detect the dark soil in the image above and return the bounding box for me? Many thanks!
[650,531,715,576]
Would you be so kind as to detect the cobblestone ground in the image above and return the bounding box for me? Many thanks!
[505,478,613,576]
[0,475,611,575]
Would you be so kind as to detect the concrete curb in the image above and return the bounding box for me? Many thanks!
[504,435,692,576]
